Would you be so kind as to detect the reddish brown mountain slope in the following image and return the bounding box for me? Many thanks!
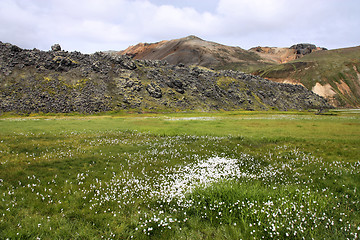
[119,36,326,72]
[119,35,262,68]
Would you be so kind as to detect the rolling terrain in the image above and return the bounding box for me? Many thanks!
[254,46,360,107]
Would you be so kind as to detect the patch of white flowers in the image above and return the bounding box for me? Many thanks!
[1,131,359,239]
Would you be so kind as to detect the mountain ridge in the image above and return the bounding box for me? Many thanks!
[119,35,326,67]
[119,35,262,69]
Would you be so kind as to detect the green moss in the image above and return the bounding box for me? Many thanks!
[74,78,89,89]
[43,76,52,82]
[216,76,236,90]
[52,56,78,65]
[251,92,265,106]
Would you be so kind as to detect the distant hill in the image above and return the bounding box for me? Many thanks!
[119,36,326,71]
[249,44,327,64]
[253,46,360,108]
[0,41,331,114]
[119,35,265,71]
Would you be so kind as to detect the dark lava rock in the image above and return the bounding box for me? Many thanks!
[51,44,62,52]
[290,43,317,50]
[0,41,333,114]
[146,83,162,98]
[290,43,326,55]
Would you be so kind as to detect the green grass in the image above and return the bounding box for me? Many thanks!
[0,110,359,239]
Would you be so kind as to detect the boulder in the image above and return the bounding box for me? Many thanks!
[51,44,62,52]
[290,43,317,55]
[146,83,162,98]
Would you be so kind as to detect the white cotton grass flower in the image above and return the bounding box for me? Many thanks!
[152,156,244,201]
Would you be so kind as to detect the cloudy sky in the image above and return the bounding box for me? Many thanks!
[1,0,359,53]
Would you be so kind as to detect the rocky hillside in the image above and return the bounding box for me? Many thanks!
[0,41,331,114]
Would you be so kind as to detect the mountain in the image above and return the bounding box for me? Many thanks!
[119,36,359,108]
[0,41,331,114]
[253,46,360,108]
[119,35,266,71]
[119,36,327,70]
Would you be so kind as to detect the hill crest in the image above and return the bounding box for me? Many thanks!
[119,35,260,68]
[119,36,327,67]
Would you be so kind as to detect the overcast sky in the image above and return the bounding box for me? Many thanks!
[1,0,359,53]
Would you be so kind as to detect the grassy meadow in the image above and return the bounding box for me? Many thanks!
[0,110,360,239]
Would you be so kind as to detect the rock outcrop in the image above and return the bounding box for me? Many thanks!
[290,43,327,58]
[249,44,327,64]
[0,41,332,114]
[51,44,62,52]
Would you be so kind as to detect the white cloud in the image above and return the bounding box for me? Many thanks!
[0,0,220,52]
[0,0,40,45]
[218,0,288,21]
[214,0,360,49]
[0,0,359,52]
[140,4,219,40]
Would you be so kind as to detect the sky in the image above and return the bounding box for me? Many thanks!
[0,0,359,53]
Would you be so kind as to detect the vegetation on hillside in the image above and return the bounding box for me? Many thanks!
[252,47,360,107]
